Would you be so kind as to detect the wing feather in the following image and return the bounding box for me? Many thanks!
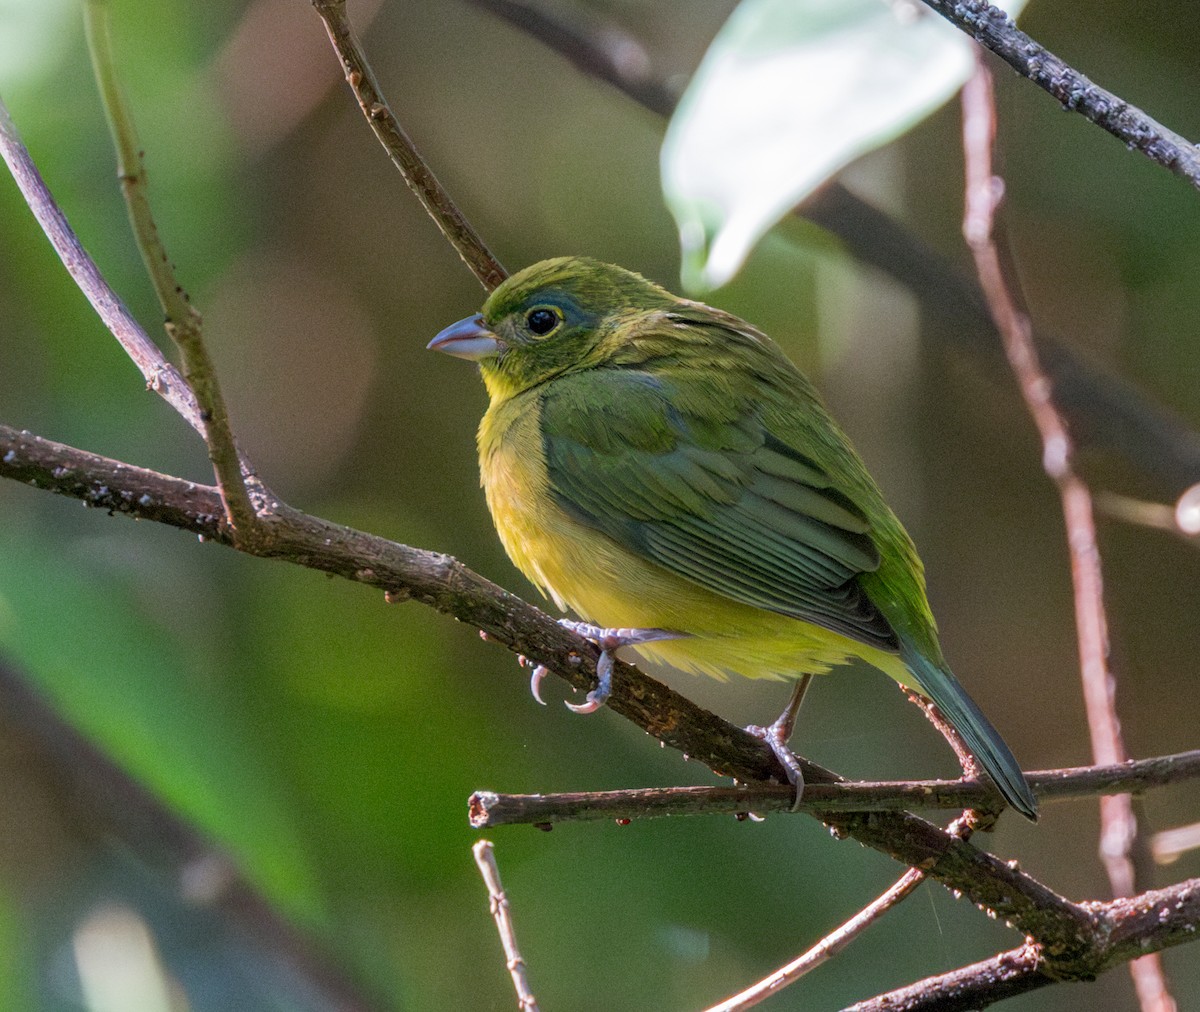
[540,368,899,652]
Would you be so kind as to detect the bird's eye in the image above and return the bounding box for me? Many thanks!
[525,307,560,336]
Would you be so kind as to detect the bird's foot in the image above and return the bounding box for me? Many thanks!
[745,714,806,812]
[556,621,684,714]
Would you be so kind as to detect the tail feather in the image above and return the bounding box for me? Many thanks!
[899,640,1038,822]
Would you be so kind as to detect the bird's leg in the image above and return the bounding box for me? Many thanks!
[745,674,814,811]
[548,620,686,714]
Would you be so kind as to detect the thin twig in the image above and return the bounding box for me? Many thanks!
[473,841,539,1012]
[925,0,1200,190]
[468,750,1200,826]
[705,813,980,1012]
[961,59,1175,1012]
[903,690,977,775]
[0,96,202,431]
[84,0,257,536]
[710,870,927,1011]
[1152,820,1200,866]
[311,0,507,291]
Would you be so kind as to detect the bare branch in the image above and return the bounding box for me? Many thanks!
[465,0,678,117]
[311,0,507,291]
[0,97,201,431]
[850,944,1049,1011]
[903,689,988,807]
[84,0,257,536]
[849,878,1200,1011]
[468,750,1200,826]
[708,870,927,1011]
[0,423,1105,963]
[705,813,983,1011]
[961,59,1174,1012]
[473,841,539,1011]
[924,0,1200,190]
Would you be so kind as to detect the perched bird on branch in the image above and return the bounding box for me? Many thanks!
[430,256,1037,821]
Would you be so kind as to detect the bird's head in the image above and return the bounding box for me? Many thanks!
[428,257,676,401]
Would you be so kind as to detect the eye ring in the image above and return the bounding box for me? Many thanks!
[525,306,562,337]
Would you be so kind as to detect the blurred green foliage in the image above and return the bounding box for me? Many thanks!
[1,0,1198,1009]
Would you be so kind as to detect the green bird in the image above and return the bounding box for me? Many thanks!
[429,257,1038,821]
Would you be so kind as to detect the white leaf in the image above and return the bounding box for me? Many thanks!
[662,0,1026,291]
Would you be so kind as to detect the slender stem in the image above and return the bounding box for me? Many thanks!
[311,0,507,291]
[1152,820,1200,865]
[473,841,539,1011]
[465,0,678,117]
[0,96,201,431]
[468,750,1200,826]
[902,689,991,817]
[961,59,1174,1012]
[925,0,1200,190]
[708,870,927,1011]
[706,813,980,1011]
[83,0,257,536]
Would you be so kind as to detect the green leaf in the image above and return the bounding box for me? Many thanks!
[0,532,324,924]
[662,0,1026,291]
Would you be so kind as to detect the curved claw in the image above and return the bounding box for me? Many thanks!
[565,649,613,715]
[564,694,603,715]
[530,664,549,706]
[746,721,806,812]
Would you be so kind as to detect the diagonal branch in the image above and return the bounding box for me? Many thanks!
[0,97,201,432]
[311,0,507,290]
[922,0,1200,190]
[848,878,1200,1011]
[0,423,1104,964]
[708,869,929,1011]
[473,841,540,1011]
[706,812,983,1012]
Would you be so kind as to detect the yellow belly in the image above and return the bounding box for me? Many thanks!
[479,396,910,686]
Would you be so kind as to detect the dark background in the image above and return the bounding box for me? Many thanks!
[0,0,1197,1007]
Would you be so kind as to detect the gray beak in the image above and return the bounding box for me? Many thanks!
[427,314,501,360]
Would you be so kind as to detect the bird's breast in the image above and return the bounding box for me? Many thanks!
[476,392,883,683]
[479,394,649,621]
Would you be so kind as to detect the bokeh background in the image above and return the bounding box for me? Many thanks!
[1,0,1198,1008]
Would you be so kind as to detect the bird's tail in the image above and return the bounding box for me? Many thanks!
[899,639,1038,822]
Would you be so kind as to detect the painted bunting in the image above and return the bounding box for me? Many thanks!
[429,257,1037,821]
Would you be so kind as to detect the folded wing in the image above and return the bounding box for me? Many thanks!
[541,369,899,652]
